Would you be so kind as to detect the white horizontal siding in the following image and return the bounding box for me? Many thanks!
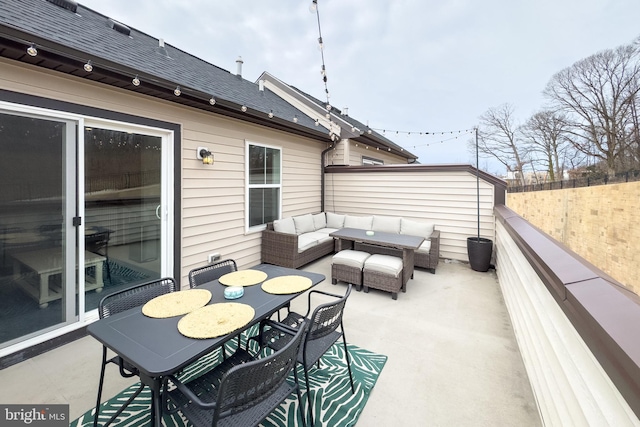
[325,169,495,261]
[496,221,640,426]
[0,59,324,286]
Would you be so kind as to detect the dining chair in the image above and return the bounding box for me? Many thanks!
[188,259,237,288]
[252,284,355,426]
[164,320,309,427]
[93,277,178,427]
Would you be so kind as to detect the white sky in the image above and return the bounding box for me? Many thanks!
[78,0,640,175]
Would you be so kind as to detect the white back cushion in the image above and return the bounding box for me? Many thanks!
[273,217,296,234]
[344,215,374,230]
[372,215,402,234]
[312,212,327,230]
[293,214,315,235]
[401,218,435,239]
[326,212,346,228]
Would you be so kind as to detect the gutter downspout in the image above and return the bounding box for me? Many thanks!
[321,143,334,212]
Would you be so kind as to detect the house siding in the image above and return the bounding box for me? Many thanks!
[324,165,498,262]
[0,58,325,288]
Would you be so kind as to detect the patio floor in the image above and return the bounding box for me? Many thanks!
[0,256,542,426]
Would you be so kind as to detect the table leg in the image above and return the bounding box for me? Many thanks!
[39,273,51,308]
[140,373,163,426]
[402,249,415,292]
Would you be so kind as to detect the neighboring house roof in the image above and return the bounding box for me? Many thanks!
[258,71,419,162]
[0,0,327,140]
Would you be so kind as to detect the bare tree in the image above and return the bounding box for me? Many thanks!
[543,42,640,175]
[475,103,528,185]
[520,110,573,181]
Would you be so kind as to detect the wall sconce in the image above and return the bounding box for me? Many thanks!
[197,147,214,165]
[27,43,38,56]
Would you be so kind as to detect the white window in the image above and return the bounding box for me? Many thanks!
[246,142,282,230]
[362,156,384,165]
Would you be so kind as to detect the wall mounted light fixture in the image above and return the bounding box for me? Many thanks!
[197,147,214,165]
[27,43,37,56]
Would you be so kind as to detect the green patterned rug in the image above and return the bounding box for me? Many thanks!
[71,333,387,427]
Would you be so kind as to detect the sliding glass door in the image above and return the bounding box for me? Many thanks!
[83,126,166,312]
[0,111,76,345]
[0,104,173,350]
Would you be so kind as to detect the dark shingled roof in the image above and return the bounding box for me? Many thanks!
[0,0,325,137]
[0,0,417,159]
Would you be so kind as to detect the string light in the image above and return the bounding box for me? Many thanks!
[132,74,140,86]
[209,96,216,105]
[83,60,93,72]
[311,0,337,140]
[173,86,181,96]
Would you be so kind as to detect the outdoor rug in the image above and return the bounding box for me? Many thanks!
[71,333,387,427]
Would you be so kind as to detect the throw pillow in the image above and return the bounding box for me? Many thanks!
[273,217,296,234]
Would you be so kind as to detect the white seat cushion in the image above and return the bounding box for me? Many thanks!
[332,250,371,268]
[315,227,339,235]
[416,240,432,254]
[297,233,320,252]
[364,254,403,278]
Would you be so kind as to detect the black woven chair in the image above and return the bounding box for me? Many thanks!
[188,259,237,288]
[93,277,178,427]
[253,284,355,426]
[164,320,308,427]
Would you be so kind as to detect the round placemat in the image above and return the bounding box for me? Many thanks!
[261,275,313,295]
[218,269,268,286]
[177,303,255,339]
[142,289,212,319]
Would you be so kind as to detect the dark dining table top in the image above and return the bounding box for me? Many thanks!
[87,264,325,378]
[330,227,424,250]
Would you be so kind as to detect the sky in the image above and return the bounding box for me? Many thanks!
[78,0,640,175]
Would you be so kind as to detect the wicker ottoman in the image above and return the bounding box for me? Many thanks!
[331,250,371,291]
[363,254,404,300]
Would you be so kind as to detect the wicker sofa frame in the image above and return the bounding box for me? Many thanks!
[262,217,441,272]
[261,222,335,269]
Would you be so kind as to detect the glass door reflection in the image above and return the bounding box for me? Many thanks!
[83,127,162,312]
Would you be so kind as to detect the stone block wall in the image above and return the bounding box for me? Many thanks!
[507,181,640,296]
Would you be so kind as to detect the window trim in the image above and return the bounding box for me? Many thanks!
[245,141,283,233]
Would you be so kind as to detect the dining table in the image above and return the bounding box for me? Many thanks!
[87,263,325,426]
[330,227,424,287]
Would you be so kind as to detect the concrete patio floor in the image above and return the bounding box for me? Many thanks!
[0,256,542,426]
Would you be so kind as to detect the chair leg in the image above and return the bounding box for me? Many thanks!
[341,329,355,393]
[93,347,109,427]
[303,364,315,427]
[293,368,308,427]
[100,382,146,427]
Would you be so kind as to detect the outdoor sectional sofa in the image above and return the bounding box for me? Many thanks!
[261,212,440,272]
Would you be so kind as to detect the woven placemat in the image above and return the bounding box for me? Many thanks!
[142,289,212,319]
[177,303,255,339]
[261,275,312,295]
[218,269,268,286]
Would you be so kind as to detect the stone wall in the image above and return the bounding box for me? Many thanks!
[507,182,640,296]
